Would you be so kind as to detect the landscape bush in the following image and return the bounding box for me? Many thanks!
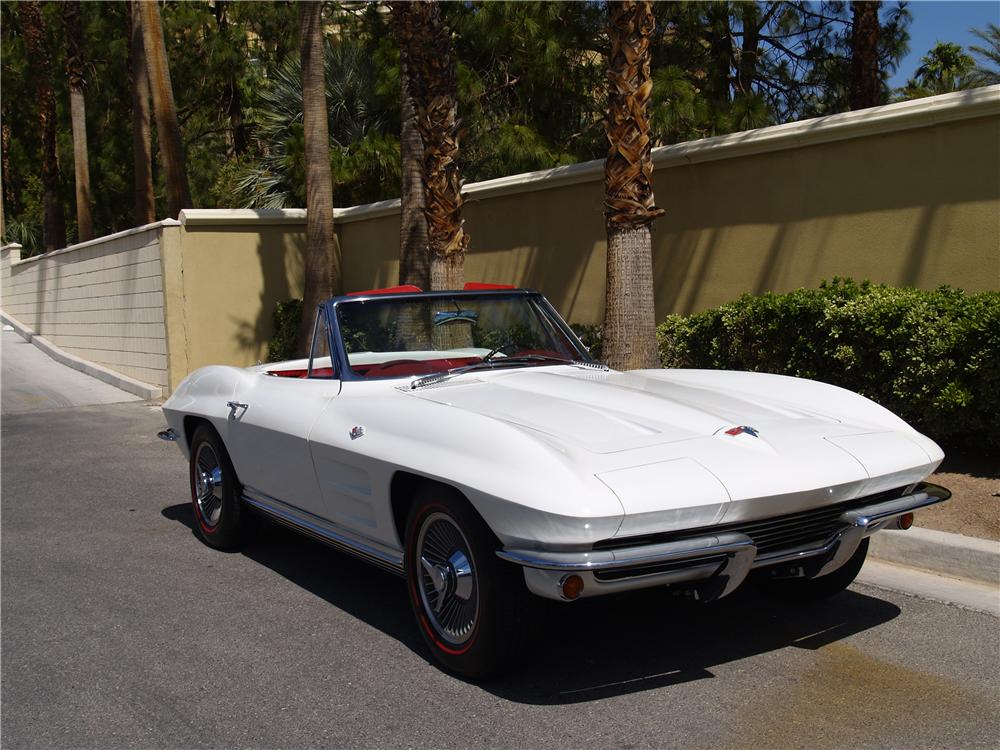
[654,280,1000,450]
[267,298,303,362]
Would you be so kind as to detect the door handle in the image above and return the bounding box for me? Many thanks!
[227,401,248,417]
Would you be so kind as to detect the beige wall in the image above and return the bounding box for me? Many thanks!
[650,115,1000,318]
[2,88,997,393]
[174,221,308,375]
[0,225,171,387]
[333,93,1000,325]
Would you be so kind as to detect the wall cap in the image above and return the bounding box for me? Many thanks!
[180,208,307,225]
[137,86,1000,229]
[332,85,1000,223]
[7,220,180,267]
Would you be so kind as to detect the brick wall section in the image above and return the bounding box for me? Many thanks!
[0,223,172,388]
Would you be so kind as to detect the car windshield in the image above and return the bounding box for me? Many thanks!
[333,293,591,379]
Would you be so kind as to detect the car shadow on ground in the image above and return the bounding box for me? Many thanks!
[163,503,901,706]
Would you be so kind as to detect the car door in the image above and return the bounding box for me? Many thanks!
[307,393,396,544]
[225,313,341,519]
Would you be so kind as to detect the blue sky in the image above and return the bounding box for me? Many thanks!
[889,0,1000,87]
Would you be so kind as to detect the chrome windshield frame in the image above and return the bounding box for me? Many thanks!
[322,289,595,383]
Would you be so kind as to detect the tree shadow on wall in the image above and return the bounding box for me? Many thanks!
[227,227,308,362]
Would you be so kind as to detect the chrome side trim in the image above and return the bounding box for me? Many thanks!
[242,489,405,576]
[157,428,179,442]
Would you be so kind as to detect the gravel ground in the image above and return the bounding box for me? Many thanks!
[921,450,1000,541]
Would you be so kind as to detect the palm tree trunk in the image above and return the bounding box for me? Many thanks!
[850,1,881,110]
[65,0,93,242]
[127,2,156,225]
[19,0,66,252]
[602,0,664,371]
[394,62,432,349]
[138,0,192,219]
[397,62,429,289]
[390,0,467,291]
[294,1,337,358]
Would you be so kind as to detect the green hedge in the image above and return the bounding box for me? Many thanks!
[267,299,303,362]
[655,280,1000,450]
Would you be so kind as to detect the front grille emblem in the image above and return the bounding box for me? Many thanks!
[350,426,366,440]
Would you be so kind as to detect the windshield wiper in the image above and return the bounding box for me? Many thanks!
[407,355,606,390]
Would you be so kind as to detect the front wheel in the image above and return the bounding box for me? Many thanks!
[404,484,525,678]
[760,538,870,601]
[188,424,252,550]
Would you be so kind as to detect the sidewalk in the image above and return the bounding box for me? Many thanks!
[1,329,142,415]
[868,526,999,586]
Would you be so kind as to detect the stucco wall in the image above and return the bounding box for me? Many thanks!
[335,89,1000,324]
[0,223,173,387]
[173,218,309,375]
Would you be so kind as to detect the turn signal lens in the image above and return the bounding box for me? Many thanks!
[898,512,914,530]
[561,574,584,600]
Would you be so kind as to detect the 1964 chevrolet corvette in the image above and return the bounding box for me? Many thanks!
[159,285,950,676]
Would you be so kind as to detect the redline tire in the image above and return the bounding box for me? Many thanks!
[188,424,252,550]
[404,483,525,678]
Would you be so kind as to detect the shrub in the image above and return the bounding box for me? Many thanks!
[267,299,303,362]
[656,279,1000,450]
[571,323,604,360]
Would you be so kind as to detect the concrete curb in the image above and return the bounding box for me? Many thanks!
[869,526,1000,587]
[1,310,163,401]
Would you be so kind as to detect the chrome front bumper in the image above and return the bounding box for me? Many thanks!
[498,483,951,602]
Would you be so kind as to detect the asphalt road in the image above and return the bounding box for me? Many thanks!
[3,399,999,749]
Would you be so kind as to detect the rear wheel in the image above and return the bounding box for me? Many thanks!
[188,424,252,550]
[761,538,870,601]
[404,484,525,678]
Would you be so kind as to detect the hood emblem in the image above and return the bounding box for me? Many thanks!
[725,425,760,438]
[350,426,366,440]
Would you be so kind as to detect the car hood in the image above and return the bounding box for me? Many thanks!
[407,366,844,454]
[402,366,941,536]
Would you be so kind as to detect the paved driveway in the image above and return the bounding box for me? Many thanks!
[1,329,140,414]
[2,397,998,748]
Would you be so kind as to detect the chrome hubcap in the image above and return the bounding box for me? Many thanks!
[193,444,224,528]
[416,513,478,645]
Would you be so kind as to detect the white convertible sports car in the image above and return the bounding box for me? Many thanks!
[159,285,950,677]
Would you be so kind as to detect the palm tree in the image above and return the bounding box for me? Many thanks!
[602,0,664,371]
[18,0,66,252]
[968,23,1000,86]
[850,1,881,110]
[390,0,467,291]
[900,42,976,98]
[232,37,398,210]
[137,0,192,219]
[126,1,155,225]
[396,55,429,290]
[65,0,93,242]
[294,1,337,357]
